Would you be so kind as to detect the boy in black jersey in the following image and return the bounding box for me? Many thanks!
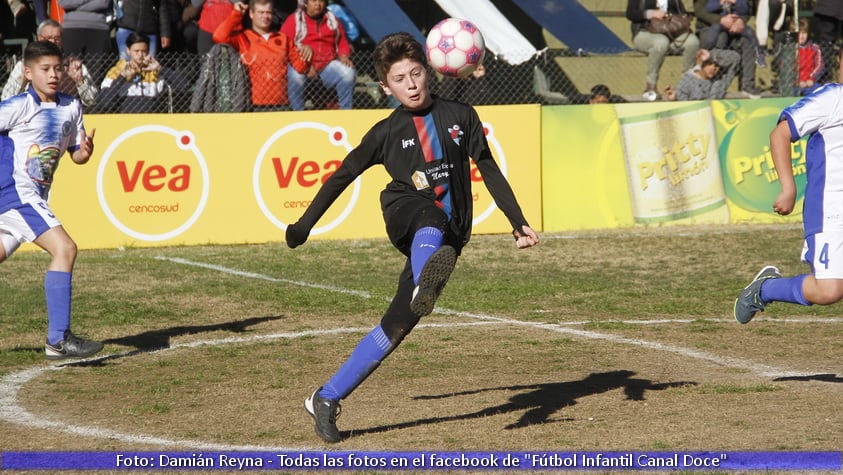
[286,32,539,443]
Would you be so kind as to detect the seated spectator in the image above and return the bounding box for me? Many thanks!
[702,0,766,67]
[694,0,761,98]
[1,19,98,107]
[213,0,307,111]
[626,0,700,101]
[281,0,356,110]
[99,32,167,112]
[665,48,740,100]
[796,19,824,96]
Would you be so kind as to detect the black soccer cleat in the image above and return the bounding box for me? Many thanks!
[45,331,103,360]
[304,388,342,443]
[410,245,456,317]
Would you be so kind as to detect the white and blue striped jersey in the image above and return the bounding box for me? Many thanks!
[781,83,843,236]
[0,87,85,212]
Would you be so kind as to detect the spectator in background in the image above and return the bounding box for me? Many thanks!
[163,0,199,53]
[195,0,234,54]
[213,0,307,111]
[57,0,112,63]
[626,0,700,101]
[1,1,16,41]
[587,84,611,104]
[812,0,843,83]
[281,0,356,110]
[702,0,767,68]
[664,47,740,100]
[694,0,762,98]
[100,32,166,112]
[2,19,98,107]
[115,0,171,59]
[7,0,36,39]
[796,19,823,96]
[437,63,490,105]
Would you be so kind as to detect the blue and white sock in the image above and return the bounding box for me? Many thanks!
[410,227,443,285]
[45,271,72,345]
[320,325,394,401]
[761,274,811,306]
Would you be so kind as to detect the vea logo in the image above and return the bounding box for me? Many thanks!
[253,122,357,234]
[252,121,509,235]
[96,126,209,241]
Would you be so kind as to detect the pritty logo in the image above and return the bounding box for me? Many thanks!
[719,106,808,212]
[97,126,209,241]
[253,122,356,234]
[635,132,710,191]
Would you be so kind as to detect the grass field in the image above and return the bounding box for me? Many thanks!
[1,224,841,473]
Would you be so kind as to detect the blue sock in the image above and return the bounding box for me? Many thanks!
[411,227,443,285]
[761,274,811,306]
[45,271,72,344]
[320,325,394,401]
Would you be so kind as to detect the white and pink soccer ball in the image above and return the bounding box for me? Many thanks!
[425,18,486,78]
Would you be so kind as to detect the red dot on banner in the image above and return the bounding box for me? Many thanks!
[483,126,489,136]
[181,135,191,146]
[333,131,344,141]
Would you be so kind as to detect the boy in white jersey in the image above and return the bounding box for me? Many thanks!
[735,51,843,323]
[0,40,102,359]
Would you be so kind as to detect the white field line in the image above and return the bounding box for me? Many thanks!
[0,322,498,452]
[0,256,838,451]
[155,256,372,298]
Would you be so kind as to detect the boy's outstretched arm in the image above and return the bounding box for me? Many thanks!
[513,225,539,249]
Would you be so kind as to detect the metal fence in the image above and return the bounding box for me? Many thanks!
[1,39,836,113]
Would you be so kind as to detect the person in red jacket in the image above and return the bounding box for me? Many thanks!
[213,0,307,110]
[796,19,824,96]
[280,0,356,110]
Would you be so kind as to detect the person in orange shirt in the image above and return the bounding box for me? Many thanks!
[213,0,307,110]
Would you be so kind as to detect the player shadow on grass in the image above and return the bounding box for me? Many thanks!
[773,374,843,384]
[348,370,695,438]
[59,316,282,368]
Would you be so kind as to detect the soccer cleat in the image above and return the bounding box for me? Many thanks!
[410,245,457,317]
[45,331,103,360]
[734,266,781,324]
[304,389,342,443]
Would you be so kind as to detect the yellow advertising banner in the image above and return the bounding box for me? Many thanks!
[542,99,804,232]
[46,106,542,250]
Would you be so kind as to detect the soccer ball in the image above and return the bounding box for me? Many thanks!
[425,18,486,78]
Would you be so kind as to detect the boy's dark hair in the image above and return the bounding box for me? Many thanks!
[373,32,427,84]
[126,31,150,48]
[23,40,63,66]
[590,84,611,100]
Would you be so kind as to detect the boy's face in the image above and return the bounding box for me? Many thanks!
[380,58,432,111]
[798,30,808,45]
[128,42,150,64]
[24,55,63,101]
